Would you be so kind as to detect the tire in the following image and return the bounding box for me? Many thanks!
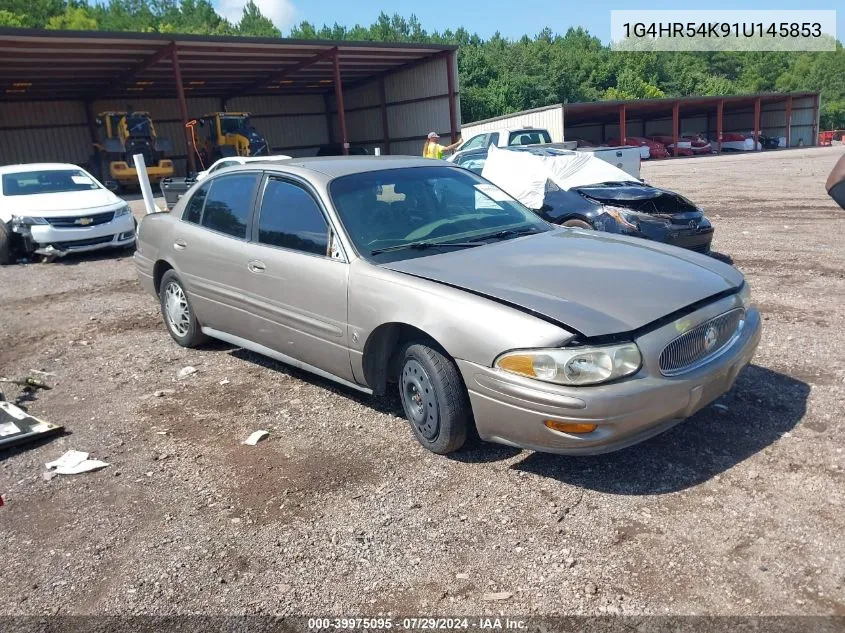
[562,218,593,229]
[159,270,208,347]
[0,223,11,265]
[397,341,470,454]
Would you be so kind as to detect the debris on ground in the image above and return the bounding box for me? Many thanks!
[177,366,197,380]
[0,374,52,391]
[154,389,176,397]
[0,400,63,450]
[219,378,230,386]
[481,591,513,601]
[45,450,109,475]
[243,430,269,446]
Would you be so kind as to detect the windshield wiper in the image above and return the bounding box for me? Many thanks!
[468,227,540,242]
[370,240,482,255]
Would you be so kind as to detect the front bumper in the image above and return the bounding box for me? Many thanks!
[17,213,136,257]
[459,296,761,455]
[636,222,714,253]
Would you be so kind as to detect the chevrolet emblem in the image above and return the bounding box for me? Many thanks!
[75,217,94,226]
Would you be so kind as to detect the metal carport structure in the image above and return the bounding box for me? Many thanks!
[0,28,460,174]
[563,92,820,154]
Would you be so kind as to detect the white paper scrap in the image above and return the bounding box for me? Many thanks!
[243,430,269,446]
[45,450,110,475]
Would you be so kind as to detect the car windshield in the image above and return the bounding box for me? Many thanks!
[2,169,101,196]
[329,166,550,261]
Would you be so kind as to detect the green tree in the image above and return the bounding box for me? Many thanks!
[0,10,27,26]
[237,0,279,37]
[45,6,97,30]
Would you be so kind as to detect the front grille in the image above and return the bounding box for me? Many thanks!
[53,234,115,249]
[659,308,745,376]
[688,242,711,253]
[46,211,115,228]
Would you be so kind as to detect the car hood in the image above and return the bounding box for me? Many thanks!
[7,189,123,216]
[381,229,743,337]
[575,183,700,216]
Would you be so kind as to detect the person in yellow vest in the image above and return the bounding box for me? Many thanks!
[422,132,462,159]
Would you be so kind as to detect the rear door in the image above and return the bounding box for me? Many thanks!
[170,171,261,337]
[245,175,353,381]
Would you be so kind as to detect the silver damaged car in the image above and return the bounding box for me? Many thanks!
[134,157,761,455]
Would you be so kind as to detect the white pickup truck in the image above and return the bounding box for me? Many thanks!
[448,126,642,180]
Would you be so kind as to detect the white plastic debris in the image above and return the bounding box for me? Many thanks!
[219,378,230,386]
[45,450,109,475]
[177,366,197,380]
[243,430,269,446]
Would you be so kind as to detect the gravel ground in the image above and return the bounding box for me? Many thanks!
[1,147,844,617]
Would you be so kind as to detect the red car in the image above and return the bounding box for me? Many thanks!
[683,135,713,154]
[606,136,669,159]
[649,136,694,157]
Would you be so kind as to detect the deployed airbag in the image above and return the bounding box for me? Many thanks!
[481,145,634,209]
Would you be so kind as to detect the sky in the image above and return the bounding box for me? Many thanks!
[214,0,842,43]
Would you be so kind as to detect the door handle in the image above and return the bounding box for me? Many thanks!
[173,239,187,250]
[248,260,266,273]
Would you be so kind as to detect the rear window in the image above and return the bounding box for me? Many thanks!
[2,169,100,196]
[508,130,552,146]
[200,173,259,239]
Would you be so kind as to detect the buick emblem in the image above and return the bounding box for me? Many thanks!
[703,325,718,352]
[75,217,94,226]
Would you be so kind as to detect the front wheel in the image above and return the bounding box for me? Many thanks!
[0,222,11,265]
[398,342,470,454]
[159,270,208,347]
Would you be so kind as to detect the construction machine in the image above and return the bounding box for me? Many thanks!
[91,111,174,189]
[190,112,269,170]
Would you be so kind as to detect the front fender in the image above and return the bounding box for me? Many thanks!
[347,260,574,387]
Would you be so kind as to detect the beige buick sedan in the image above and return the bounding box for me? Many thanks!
[135,157,760,455]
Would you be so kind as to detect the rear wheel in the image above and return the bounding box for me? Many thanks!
[159,270,208,347]
[0,223,11,265]
[562,218,593,229]
[397,342,469,454]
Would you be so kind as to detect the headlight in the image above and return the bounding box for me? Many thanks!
[737,283,754,309]
[10,215,47,226]
[495,342,642,386]
[602,206,644,231]
[114,204,132,217]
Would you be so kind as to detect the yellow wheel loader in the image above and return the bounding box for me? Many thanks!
[91,111,174,189]
[192,112,269,171]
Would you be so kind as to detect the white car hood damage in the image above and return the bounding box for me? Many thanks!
[480,145,635,210]
[5,189,123,217]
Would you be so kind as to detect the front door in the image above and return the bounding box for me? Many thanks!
[245,175,353,381]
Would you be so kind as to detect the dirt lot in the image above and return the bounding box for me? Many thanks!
[1,147,844,617]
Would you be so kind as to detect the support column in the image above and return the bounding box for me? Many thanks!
[672,101,680,157]
[753,97,761,151]
[333,50,348,156]
[716,99,724,153]
[379,75,390,154]
[812,93,820,146]
[323,93,334,145]
[618,104,627,145]
[446,51,458,144]
[84,101,99,144]
[785,95,793,148]
[171,46,195,174]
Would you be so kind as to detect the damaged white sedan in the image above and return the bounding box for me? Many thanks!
[0,163,136,264]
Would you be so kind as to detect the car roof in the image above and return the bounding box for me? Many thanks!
[0,162,84,175]
[259,156,442,178]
